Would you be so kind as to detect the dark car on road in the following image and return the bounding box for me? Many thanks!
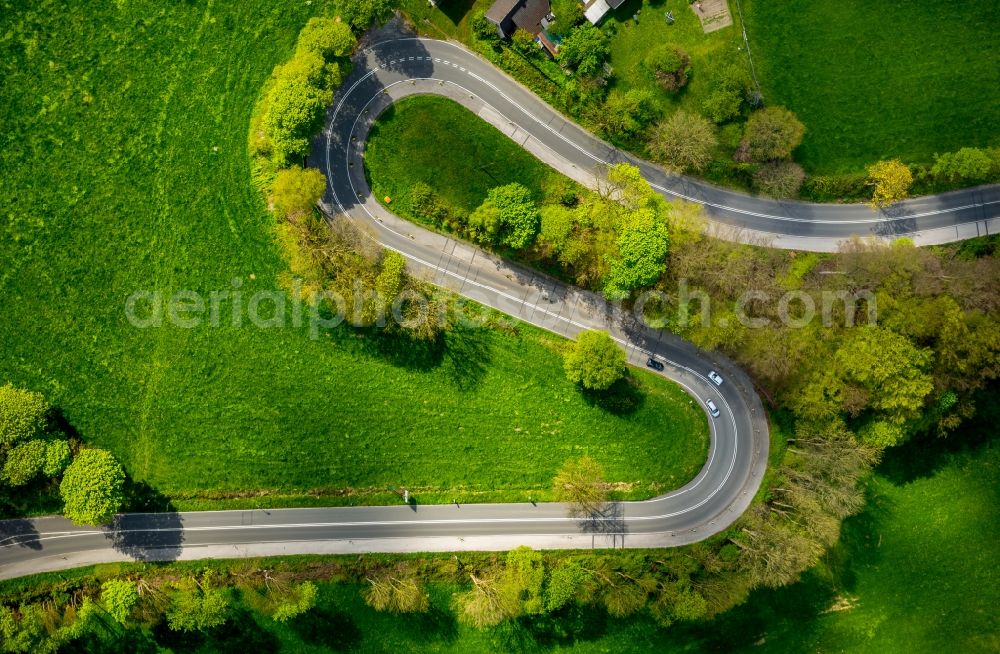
[646,357,664,372]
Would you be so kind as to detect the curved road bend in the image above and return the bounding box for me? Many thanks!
[0,36,777,580]
[327,37,999,252]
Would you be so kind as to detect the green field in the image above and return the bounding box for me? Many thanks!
[365,96,583,221]
[744,0,1000,174]
[0,1,708,513]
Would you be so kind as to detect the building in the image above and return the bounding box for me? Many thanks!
[485,0,553,39]
[582,0,627,25]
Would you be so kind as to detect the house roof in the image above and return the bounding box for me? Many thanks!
[511,0,551,35]
[583,0,612,24]
[486,0,521,24]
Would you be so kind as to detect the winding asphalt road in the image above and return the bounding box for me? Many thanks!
[21,25,999,579]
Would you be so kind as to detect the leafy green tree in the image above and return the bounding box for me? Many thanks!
[645,45,690,92]
[101,579,139,625]
[740,107,805,161]
[564,331,626,390]
[552,455,608,516]
[468,183,540,249]
[648,110,718,173]
[511,28,536,55]
[270,581,318,623]
[867,159,913,208]
[340,0,394,29]
[295,17,356,60]
[271,166,326,220]
[701,65,748,123]
[753,161,805,198]
[471,12,499,42]
[502,546,545,615]
[59,448,126,525]
[263,52,336,164]
[931,147,994,183]
[0,384,47,449]
[544,559,588,611]
[42,440,72,477]
[600,88,658,137]
[2,439,46,487]
[604,208,669,299]
[166,574,231,632]
[376,251,407,305]
[558,25,610,77]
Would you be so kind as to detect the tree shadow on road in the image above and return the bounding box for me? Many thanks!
[105,511,184,562]
[0,519,42,550]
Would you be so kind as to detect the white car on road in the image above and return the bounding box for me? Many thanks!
[708,371,724,386]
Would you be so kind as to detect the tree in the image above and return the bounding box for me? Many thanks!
[263,52,336,164]
[471,12,499,42]
[701,65,748,124]
[645,45,690,92]
[2,439,46,487]
[365,567,430,614]
[271,166,326,220]
[468,183,540,249]
[270,581,318,622]
[59,448,126,525]
[753,161,805,198]
[454,547,546,629]
[295,17,356,60]
[558,25,609,77]
[604,208,670,299]
[553,455,608,516]
[376,251,407,305]
[544,559,588,611]
[600,88,659,138]
[166,574,231,632]
[511,28,536,55]
[339,0,394,29]
[101,579,139,625]
[42,440,72,477]
[866,159,912,208]
[740,107,805,161]
[648,110,718,173]
[564,331,626,390]
[0,384,47,449]
[931,147,994,183]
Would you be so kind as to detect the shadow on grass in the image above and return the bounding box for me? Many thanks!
[289,605,363,650]
[153,608,280,653]
[580,377,644,416]
[439,0,479,25]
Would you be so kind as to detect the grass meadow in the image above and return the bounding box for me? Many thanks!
[743,0,1000,174]
[0,1,708,513]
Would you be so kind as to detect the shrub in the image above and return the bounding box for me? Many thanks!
[468,183,540,249]
[558,24,610,78]
[472,12,498,42]
[295,17,356,60]
[263,52,337,165]
[740,107,805,161]
[601,88,658,137]
[2,439,46,486]
[0,384,48,449]
[564,331,626,390]
[753,161,806,198]
[867,159,913,208]
[701,65,749,124]
[648,110,718,173]
[340,0,394,30]
[271,166,326,220]
[60,448,126,525]
[931,147,994,183]
[43,440,72,477]
[645,45,691,92]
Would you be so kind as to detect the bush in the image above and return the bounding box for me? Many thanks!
[645,45,691,92]
[601,88,658,137]
[648,110,718,173]
[867,159,913,208]
[271,166,326,220]
[43,440,72,477]
[740,107,805,161]
[468,183,540,249]
[295,17,356,60]
[564,331,626,390]
[753,161,806,198]
[340,0,394,30]
[931,147,994,183]
[471,12,498,42]
[558,24,610,78]
[263,52,337,165]
[0,384,48,449]
[2,439,46,486]
[60,448,126,525]
[701,65,749,124]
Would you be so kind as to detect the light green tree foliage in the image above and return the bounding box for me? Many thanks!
[270,581,318,623]
[794,326,933,448]
[364,565,430,614]
[0,384,47,449]
[544,559,588,611]
[42,440,72,477]
[563,331,626,390]
[454,547,545,628]
[701,65,749,123]
[741,107,805,161]
[0,598,97,654]
[263,51,336,165]
[931,147,994,182]
[1,439,46,487]
[552,455,608,516]
[271,166,326,220]
[502,546,546,615]
[59,448,126,525]
[601,88,658,137]
[602,164,670,298]
[376,251,407,304]
[100,579,139,625]
[295,17,356,60]
[166,574,231,632]
[558,25,610,77]
[340,0,394,30]
[468,183,540,249]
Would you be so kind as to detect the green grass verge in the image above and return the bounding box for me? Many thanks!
[743,0,1000,174]
[0,1,708,514]
[365,96,582,220]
